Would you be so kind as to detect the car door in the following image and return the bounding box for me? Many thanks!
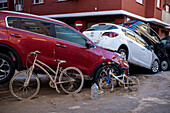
[52,23,95,75]
[135,33,152,68]
[125,30,151,68]
[6,17,53,66]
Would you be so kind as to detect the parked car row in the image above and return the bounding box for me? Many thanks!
[83,21,170,73]
[0,11,128,84]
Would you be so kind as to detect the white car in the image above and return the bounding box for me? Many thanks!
[83,23,159,73]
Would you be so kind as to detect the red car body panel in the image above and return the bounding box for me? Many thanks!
[0,11,128,77]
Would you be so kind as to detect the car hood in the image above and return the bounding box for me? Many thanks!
[95,45,129,68]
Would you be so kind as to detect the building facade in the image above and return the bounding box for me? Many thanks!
[2,0,170,38]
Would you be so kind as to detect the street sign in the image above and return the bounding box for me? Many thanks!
[75,20,84,30]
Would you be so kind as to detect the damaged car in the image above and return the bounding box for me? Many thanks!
[121,20,170,71]
[161,36,170,61]
[83,23,159,73]
[0,11,129,83]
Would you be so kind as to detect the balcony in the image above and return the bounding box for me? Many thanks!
[162,10,170,24]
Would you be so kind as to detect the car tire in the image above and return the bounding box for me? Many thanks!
[94,64,121,84]
[151,60,159,73]
[160,60,169,71]
[0,53,15,84]
[118,49,128,61]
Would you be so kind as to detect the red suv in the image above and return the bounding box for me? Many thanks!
[0,11,128,83]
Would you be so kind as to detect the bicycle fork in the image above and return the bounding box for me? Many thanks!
[24,54,37,87]
[24,66,34,87]
[53,62,61,93]
[108,70,114,91]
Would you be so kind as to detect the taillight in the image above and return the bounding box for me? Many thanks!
[125,24,132,28]
[102,32,119,38]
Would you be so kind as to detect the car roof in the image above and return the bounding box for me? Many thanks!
[88,23,130,31]
[0,10,66,25]
[91,23,124,28]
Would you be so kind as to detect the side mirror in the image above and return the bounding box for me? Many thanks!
[161,40,167,45]
[86,40,92,49]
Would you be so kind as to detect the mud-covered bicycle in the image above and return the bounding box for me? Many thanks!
[9,51,84,100]
[99,66,140,91]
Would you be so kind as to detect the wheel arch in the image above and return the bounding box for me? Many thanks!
[0,43,23,70]
[118,44,129,59]
[90,61,123,81]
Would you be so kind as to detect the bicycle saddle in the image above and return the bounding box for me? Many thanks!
[54,59,66,63]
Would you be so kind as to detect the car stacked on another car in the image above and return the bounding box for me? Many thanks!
[161,36,170,60]
[83,23,159,73]
[120,20,170,71]
[0,11,128,84]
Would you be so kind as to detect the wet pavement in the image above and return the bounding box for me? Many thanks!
[0,71,170,113]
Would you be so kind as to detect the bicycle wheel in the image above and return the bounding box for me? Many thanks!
[127,76,139,91]
[9,70,40,100]
[99,77,114,91]
[59,67,84,94]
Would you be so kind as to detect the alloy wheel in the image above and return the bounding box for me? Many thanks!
[161,60,168,71]
[118,49,127,61]
[0,58,10,81]
[151,60,159,73]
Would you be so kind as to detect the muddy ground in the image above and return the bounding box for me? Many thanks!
[0,71,170,113]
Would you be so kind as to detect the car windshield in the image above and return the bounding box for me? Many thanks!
[86,25,118,31]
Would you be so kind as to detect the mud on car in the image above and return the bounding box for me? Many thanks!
[0,11,128,84]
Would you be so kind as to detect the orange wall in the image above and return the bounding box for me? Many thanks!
[153,0,163,20]
[22,0,163,21]
[122,0,145,17]
[145,0,155,18]
[24,0,122,15]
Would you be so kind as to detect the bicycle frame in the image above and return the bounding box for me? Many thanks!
[110,72,126,84]
[108,70,131,87]
[9,51,84,100]
[25,54,72,93]
[99,66,139,92]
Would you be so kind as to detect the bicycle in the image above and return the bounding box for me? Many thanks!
[99,67,139,91]
[9,51,84,100]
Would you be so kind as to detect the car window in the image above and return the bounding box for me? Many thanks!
[20,18,51,36]
[54,24,87,46]
[135,33,148,47]
[125,30,137,41]
[138,24,160,43]
[7,17,51,36]
[138,24,149,33]
[7,17,20,29]
[86,25,118,31]
[149,29,160,42]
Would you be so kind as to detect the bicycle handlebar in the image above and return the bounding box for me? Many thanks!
[29,51,41,55]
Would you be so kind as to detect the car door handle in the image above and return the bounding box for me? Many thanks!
[56,44,67,48]
[10,33,22,38]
